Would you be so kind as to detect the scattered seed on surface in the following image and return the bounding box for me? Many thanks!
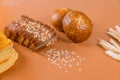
[76,63,80,66]
[69,64,72,67]
[65,71,68,73]
[59,66,62,69]
[78,68,82,72]
[41,48,85,73]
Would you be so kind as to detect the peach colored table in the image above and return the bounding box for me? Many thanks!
[0,0,120,80]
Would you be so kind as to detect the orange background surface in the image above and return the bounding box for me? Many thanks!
[0,0,120,80]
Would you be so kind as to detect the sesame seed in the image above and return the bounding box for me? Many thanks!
[42,48,85,73]
[57,64,60,66]
[77,56,80,58]
[65,71,68,73]
[78,68,82,72]
[80,61,82,62]
[79,58,82,60]
[69,64,72,67]
[48,58,50,61]
[63,64,66,66]
[59,66,62,69]
[76,63,80,66]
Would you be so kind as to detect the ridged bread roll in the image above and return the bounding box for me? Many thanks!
[0,32,18,74]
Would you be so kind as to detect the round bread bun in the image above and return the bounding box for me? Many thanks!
[51,8,71,32]
[63,10,93,43]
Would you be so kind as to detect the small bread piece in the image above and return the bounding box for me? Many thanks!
[105,50,120,61]
[4,22,19,40]
[98,39,120,54]
[15,28,27,45]
[109,39,120,49]
[115,25,120,34]
[0,47,18,74]
[98,26,120,61]
[107,28,120,42]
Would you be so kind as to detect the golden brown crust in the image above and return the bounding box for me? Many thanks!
[4,15,58,51]
[51,8,71,32]
[63,10,93,43]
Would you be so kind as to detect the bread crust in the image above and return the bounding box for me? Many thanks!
[4,15,58,51]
